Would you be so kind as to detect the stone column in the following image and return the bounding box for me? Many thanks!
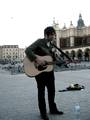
[70,36,74,47]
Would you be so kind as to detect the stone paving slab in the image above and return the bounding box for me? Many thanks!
[0,69,90,120]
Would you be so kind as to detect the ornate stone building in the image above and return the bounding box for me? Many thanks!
[53,14,90,61]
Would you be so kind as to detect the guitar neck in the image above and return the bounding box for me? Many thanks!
[47,61,55,65]
[47,60,71,67]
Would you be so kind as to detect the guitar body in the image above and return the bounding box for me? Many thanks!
[23,55,54,77]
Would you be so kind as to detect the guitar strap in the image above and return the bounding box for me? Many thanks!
[47,41,56,61]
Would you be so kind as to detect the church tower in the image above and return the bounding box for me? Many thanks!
[77,13,85,29]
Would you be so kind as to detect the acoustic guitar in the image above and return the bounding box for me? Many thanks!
[23,55,54,77]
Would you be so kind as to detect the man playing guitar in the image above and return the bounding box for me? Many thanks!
[25,26,64,120]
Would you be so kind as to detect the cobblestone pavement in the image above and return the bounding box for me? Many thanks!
[0,68,90,120]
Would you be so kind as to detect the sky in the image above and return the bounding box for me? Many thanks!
[0,0,90,48]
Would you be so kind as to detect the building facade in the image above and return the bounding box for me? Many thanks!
[53,14,90,61]
[19,48,25,61]
[0,45,25,63]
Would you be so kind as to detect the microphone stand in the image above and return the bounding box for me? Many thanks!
[50,41,72,62]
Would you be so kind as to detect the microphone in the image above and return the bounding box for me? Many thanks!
[50,41,72,61]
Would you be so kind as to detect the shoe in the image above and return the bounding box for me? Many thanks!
[41,114,49,120]
[50,110,64,115]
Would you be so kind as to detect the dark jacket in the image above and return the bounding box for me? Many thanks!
[25,38,56,62]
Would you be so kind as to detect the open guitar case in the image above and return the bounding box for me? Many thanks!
[58,84,85,92]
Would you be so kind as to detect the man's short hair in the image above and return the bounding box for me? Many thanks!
[44,26,56,36]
